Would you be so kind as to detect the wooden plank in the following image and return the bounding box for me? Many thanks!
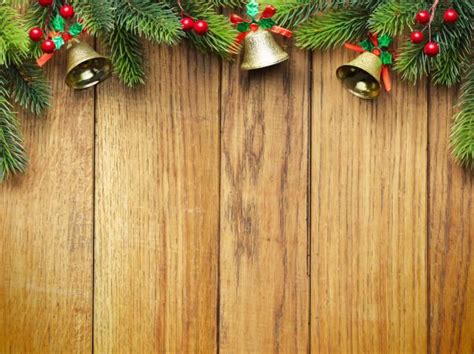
[0,56,94,351]
[428,86,474,354]
[219,46,309,353]
[94,44,220,353]
[311,49,428,353]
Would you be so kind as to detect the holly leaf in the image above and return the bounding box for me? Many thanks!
[69,22,83,37]
[359,39,374,52]
[52,36,65,50]
[378,35,393,48]
[380,51,393,65]
[52,15,65,32]
[237,22,250,33]
[258,18,275,30]
[246,0,259,18]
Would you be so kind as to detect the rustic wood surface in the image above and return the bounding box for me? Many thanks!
[0,52,94,352]
[0,44,473,353]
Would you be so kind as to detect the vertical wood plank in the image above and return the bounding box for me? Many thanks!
[220,47,309,353]
[94,44,220,353]
[428,86,474,354]
[311,49,428,353]
[0,57,94,352]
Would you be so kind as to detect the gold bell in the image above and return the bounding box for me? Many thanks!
[65,41,112,90]
[241,29,289,70]
[336,52,382,99]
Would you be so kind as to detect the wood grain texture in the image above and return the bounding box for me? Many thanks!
[311,49,428,354]
[219,46,309,353]
[0,54,94,352]
[94,44,220,353]
[428,86,474,354]
[2,44,474,354]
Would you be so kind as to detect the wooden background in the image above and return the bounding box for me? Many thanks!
[1,42,473,353]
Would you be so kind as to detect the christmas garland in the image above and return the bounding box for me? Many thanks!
[0,0,472,181]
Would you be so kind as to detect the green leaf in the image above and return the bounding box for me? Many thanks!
[69,22,83,36]
[378,34,392,48]
[258,18,275,30]
[52,36,64,50]
[52,14,65,32]
[237,21,250,32]
[246,0,259,18]
[380,51,393,65]
[359,39,374,52]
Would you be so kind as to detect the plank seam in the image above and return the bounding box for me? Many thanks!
[217,53,223,354]
[307,49,313,354]
[92,37,98,354]
[426,77,431,354]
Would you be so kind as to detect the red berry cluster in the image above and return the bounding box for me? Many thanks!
[410,7,459,57]
[29,0,76,53]
[180,17,208,36]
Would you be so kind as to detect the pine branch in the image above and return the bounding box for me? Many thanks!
[183,1,239,58]
[369,0,422,36]
[394,40,430,83]
[429,1,473,86]
[0,70,27,182]
[451,63,474,169]
[5,61,51,116]
[272,0,323,29]
[74,0,115,35]
[25,0,63,58]
[115,0,182,45]
[103,25,146,87]
[0,4,29,65]
[209,0,246,8]
[295,7,371,50]
[25,0,63,30]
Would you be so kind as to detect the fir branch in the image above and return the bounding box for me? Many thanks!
[25,0,63,58]
[74,0,115,35]
[0,70,27,182]
[369,0,422,36]
[394,40,430,83]
[272,0,323,29]
[429,1,473,86]
[115,0,182,45]
[184,2,239,57]
[0,4,29,65]
[451,63,474,169]
[209,0,246,8]
[25,0,63,30]
[103,25,146,87]
[295,7,371,50]
[5,61,51,116]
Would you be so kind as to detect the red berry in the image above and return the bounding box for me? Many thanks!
[443,8,459,24]
[62,32,73,41]
[261,5,276,18]
[230,14,243,24]
[410,31,425,44]
[38,0,53,6]
[181,17,194,32]
[193,20,208,36]
[424,41,439,56]
[41,39,56,54]
[416,10,431,24]
[59,4,75,19]
[29,27,44,42]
